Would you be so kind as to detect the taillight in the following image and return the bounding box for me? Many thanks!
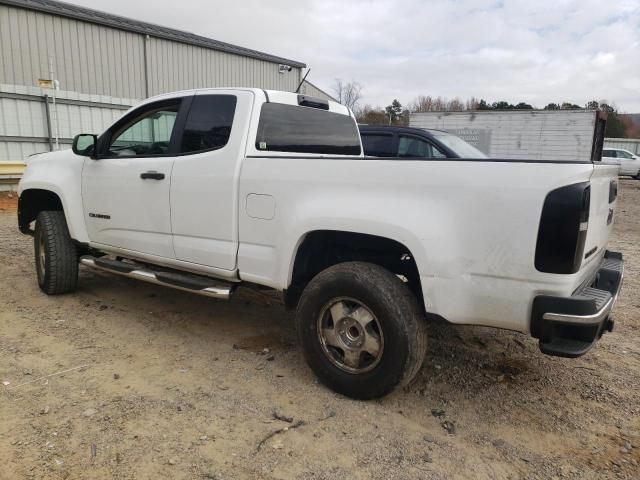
[535,182,590,274]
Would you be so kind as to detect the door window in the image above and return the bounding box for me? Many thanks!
[398,135,446,158]
[617,150,632,159]
[602,150,616,158]
[106,101,180,157]
[361,134,395,157]
[180,95,237,154]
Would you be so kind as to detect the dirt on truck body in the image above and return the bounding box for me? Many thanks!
[0,181,639,480]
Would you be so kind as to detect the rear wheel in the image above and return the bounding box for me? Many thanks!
[296,262,427,399]
[34,211,78,295]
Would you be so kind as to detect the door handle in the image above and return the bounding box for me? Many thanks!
[140,171,165,180]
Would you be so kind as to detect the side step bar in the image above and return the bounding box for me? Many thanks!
[80,256,234,300]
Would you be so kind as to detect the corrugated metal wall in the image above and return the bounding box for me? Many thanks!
[299,80,336,102]
[146,38,300,95]
[410,110,598,161]
[0,4,147,99]
[0,4,302,100]
[0,3,310,163]
[0,84,134,161]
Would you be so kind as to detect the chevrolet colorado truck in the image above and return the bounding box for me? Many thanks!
[18,89,624,399]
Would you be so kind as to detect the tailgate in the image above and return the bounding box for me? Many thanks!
[581,163,619,270]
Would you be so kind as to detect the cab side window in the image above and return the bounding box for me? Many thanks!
[398,135,446,158]
[602,150,616,158]
[106,100,181,157]
[180,95,237,154]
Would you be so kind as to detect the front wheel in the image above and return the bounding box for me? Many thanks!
[34,211,78,295]
[296,262,427,399]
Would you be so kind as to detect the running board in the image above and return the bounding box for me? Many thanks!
[80,256,234,300]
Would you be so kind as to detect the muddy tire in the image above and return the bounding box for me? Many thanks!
[296,262,427,400]
[34,211,78,295]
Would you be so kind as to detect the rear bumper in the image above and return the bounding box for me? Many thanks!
[530,250,624,358]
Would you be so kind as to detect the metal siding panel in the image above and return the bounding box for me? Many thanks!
[9,8,24,85]
[61,16,74,89]
[3,8,146,99]
[0,6,11,84]
[299,81,334,101]
[35,12,49,82]
[1,4,302,99]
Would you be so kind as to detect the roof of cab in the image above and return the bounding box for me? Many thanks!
[136,88,352,116]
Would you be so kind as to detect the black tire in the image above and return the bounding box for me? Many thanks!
[34,210,78,295]
[296,262,427,400]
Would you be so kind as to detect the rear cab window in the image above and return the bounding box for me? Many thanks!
[179,95,237,154]
[255,103,361,156]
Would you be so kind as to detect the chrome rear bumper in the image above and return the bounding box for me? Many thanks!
[531,250,623,358]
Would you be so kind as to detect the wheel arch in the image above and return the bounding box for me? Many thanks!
[284,229,425,310]
[18,188,64,235]
[18,187,88,244]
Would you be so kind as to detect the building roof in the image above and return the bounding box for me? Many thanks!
[0,0,306,68]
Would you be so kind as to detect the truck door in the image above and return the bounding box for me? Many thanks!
[82,97,189,259]
[170,90,253,271]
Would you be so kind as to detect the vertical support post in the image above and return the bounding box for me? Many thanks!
[49,57,60,150]
[43,94,53,152]
[143,34,151,97]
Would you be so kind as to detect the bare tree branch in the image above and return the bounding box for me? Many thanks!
[332,79,363,111]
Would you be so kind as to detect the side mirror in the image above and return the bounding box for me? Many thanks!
[72,134,98,158]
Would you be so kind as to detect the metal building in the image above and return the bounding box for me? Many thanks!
[0,0,333,187]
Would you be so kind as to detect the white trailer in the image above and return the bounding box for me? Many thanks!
[410,110,607,162]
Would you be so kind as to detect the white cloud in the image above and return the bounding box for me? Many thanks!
[73,0,640,111]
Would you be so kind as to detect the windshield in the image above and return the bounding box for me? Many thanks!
[429,131,488,158]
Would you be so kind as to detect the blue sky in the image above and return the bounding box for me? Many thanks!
[73,0,640,112]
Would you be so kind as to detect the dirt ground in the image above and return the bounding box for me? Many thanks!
[0,181,638,480]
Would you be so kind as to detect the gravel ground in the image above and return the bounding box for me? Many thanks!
[0,180,638,480]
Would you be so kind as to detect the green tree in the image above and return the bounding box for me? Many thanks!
[476,99,491,110]
[385,99,403,124]
[491,101,513,110]
[599,103,625,138]
[514,102,533,110]
[543,103,561,110]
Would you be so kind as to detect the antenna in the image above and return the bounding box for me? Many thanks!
[295,68,311,94]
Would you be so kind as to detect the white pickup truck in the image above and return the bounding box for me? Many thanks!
[18,89,624,399]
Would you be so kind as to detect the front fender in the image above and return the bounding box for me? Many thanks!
[19,150,89,243]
